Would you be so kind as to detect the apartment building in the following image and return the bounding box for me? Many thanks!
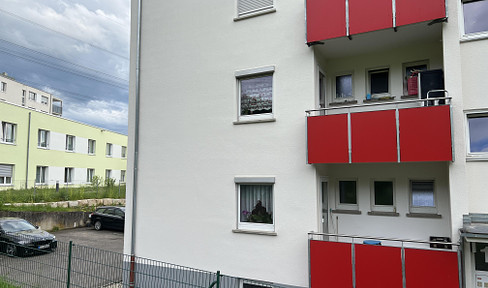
[0,72,62,116]
[0,100,127,189]
[127,0,488,287]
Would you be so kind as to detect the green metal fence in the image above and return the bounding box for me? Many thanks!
[0,238,288,288]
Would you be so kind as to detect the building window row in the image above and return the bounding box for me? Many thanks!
[336,179,437,215]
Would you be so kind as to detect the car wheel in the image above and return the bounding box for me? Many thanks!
[6,244,17,257]
[94,220,102,231]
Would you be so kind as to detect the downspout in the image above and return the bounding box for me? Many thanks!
[129,0,142,286]
[25,112,31,188]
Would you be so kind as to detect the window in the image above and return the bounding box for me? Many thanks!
[66,135,75,151]
[22,90,25,106]
[403,61,428,96]
[467,113,488,157]
[335,74,353,99]
[120,170,126,182]
[38,129,49,148]
[337,180,358,210]
[29,91,36,101]
[0,164,13,185]
[0,82,6,92]
[1,122,16,144]
[36,166,47,184]
[462,0,488,35]
[87,168,94,183]
[41,96,48,105]
[121,146,127,158]
[371,180,395,212]
[106,143,113,156]
[105,169,112,180]
[410,180,437,214]
[88,139,96,155]
[236,66,274,122]
[237,0,274,18]
[64,167,74,184]
[368,68,389,97]
[235,177,275,232]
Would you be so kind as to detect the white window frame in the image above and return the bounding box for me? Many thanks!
[333,73,354,101]
[87,168,95,183]
[367,67,390,98]
[66,135,75,152]
[0,82,6,92]
[38,129,50,148]
[36,166,48,184]
[0,164,13,186]
[235,66,275,123]
[336,179,359,211]
[466,112,488,160]
[235,177,275,233]
[106,143,113,157]
[460,0,488,41]
[88,139,96,155]
[64,167,74,184]
[409,180,437,214]
[41,96,48,105]
[235,0,275,20]
[120,170,126,183]
[29,91,36,101]
[402,60,429,96]
[370,179,396,213]
[121,146,127,158]
[1,122,16,144]
[105,169,112,180]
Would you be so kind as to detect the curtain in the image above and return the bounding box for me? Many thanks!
[240,184,273,223]
[411,181,434,207]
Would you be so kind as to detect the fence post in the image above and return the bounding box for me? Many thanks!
[118,180,121,198]
[208,271,220,288]
[67,241,73,288]
[33,182,36,202]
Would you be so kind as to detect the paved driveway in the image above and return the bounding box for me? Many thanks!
[53,226,124,252]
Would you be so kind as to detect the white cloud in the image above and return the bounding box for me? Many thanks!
[64,99,128,129]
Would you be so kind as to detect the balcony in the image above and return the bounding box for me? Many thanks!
[306,98,452,164]
[309,232,461,288]
[306,0,446,44]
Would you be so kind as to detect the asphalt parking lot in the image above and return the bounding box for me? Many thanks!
[53,226,124,252]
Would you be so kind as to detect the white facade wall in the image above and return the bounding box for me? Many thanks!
[75,136,88,155]
[50,131,66,151]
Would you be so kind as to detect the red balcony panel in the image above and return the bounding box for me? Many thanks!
[404,248,460,288]
[399,105,452,162]
[306,0,346,43]
[307,114,349,164]
[396,0,446,27]
[349,0,393,35]
[351,110,397,163]
[355,244,403,288]
[310,240,352,288]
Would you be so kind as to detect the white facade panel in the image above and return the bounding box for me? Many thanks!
[75,136,88,154]
[50,131,66,152]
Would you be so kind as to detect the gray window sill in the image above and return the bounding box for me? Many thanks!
[329,100,358,107]
[406,213,442,218]
[460,32,488,43]
[232,229,277,236]
[233,8,276,22]
[331,209,361,215]
[233,118,276,125]
[367,211,400,217]
[466,155,488,162]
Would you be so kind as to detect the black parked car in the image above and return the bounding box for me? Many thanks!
[89,206,125,231]
[0,217,57,257]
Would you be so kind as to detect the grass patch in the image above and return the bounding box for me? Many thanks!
[0,277,20,288]
[0,204,93,212]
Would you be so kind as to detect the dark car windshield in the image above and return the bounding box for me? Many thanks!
[0,220,37,233]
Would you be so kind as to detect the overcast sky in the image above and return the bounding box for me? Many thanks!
[0,0,130,134]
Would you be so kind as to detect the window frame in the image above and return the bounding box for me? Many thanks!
[333,73,354,101]
[409,180,437,214]
[402,60,429,96]
[0,82,6,92]
[336,179,359,211]
[0,164,13,186]
[235,177,275,233]
[88,139,96,155]
[87,168,95,183]
[235,66,275,123]
[65,135,75,152]
[64,167,74,184]
[106,143,113,157]
[121,146,127,158]
[38,129,50,148]
[29,91,36,101]
[41,96,49,105]
[370,179,396,213]
[120,170,126,183]
[460,0,488,40]
[36,166,48,184]
[105,169,112,180]
[367,67,390,98]
[466,112,488,160]
[1,122,16,144]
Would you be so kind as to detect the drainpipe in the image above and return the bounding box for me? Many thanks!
[25,112,31,189]
[129,0,142,286]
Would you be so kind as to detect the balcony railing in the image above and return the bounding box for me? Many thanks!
[309,232,461,288]
[306,97,452,164]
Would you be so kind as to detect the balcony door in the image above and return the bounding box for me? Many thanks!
[320,180,328,234]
